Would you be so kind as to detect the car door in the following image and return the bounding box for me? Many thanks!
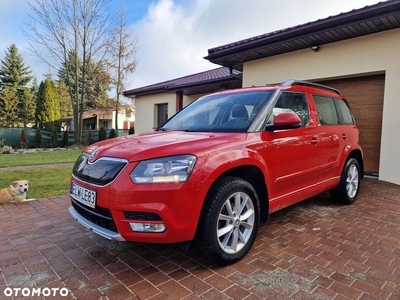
[313,95,358,181]
[261,91,320,213]
[313,95,344,181]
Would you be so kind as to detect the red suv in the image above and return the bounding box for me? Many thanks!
[69,80,363,264]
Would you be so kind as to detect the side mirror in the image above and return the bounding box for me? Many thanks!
[266,112,302,131]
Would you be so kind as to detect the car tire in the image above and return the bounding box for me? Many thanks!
[329,157,361,205]
[196,176,260,265]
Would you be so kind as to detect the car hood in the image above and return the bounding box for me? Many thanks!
[84,131,247,162]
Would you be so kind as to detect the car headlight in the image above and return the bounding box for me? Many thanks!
[130,155,197,184]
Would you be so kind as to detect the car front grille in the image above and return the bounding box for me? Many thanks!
[72,154,128,186]
[71,198,118,233]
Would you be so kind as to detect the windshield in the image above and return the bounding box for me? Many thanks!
[160,90,274,132]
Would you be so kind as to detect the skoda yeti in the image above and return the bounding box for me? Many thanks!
[69,80,363,264]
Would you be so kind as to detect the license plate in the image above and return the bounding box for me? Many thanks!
[70,181,97,208]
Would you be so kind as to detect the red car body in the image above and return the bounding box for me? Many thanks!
[69,80,363,264]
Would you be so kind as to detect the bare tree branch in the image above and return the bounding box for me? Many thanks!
[24,0,112,144]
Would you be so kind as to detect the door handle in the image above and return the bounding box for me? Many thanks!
[342,133,347,140]
[311,137,318,145]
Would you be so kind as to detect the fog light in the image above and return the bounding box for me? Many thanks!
[129,222,166,233]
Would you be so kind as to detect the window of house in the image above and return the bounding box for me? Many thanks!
[156,103,168,128]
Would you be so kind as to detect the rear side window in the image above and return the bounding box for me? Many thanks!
[335,98,355,125]
[313,95,339,125]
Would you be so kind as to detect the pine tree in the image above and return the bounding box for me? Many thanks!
[0,44,32,92]
[20,88,36,126]
[35,79,61,129]
[0,44,33,124]
[0,86,19,126]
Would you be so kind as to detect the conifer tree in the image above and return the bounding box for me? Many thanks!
[0,44,33,125]
[20,88,36,126]
[57,78,73,117]
[35,79,61,129]
[0,86,19,126]
[0,44,32,92]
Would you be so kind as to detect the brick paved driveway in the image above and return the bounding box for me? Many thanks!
[0,178,399,299]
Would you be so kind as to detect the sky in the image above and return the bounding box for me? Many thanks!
[0,0,383,94]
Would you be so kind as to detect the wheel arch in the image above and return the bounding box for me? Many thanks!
[348,149,364,179]
[206,165,269,223]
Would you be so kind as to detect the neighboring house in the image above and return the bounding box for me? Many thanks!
[60,107,135,131]
[124,1,400,186]
[124,67,242,133]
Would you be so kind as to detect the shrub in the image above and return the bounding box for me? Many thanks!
[98,126,107,141]
[20,130,29,149]
[128,127,135,135]
[35,128,43,148]
[0,145,12,154]
[85,127,92,146]
[0,139,12,154]
[109,128,116,139]
[62,131,69,148]
[50,127,58,148]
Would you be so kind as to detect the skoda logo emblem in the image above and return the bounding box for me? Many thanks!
[89,149,98,160]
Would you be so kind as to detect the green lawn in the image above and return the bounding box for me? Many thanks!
[0,148,83,199]
[0,148,82,167]
[1,167,73,199]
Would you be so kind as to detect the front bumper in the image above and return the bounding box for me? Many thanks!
[68,206,125,241]
[69,171,208,244]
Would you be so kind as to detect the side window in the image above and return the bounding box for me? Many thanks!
[335,98,355,125]
[272,92,309,126]
[313,95,339,125]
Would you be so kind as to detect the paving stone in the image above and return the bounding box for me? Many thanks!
[0,178,399,299]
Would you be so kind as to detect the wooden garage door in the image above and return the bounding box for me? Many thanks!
[318,74,385,175]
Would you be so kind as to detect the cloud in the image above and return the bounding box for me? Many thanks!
[0,0,381,89]
[127,0,381,89]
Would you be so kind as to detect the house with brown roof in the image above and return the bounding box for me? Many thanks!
[124,0,400,185]
[124,67,242,133]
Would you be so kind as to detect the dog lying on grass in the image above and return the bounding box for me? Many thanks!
[0,180,32,204]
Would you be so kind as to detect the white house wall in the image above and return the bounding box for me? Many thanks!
[135,93,174,133]
[243,28,400,185]
[135,92,209,134]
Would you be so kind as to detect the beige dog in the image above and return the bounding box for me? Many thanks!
[0,180,31,204]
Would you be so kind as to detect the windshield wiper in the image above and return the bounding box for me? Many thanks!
[156,127,169,131]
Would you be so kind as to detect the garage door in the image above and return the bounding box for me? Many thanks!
[318,74,385,175]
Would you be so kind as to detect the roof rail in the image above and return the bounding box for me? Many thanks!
[280,80,342,95]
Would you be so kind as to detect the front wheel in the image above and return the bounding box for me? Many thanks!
[329,158,361,205]
[196,177,260,265]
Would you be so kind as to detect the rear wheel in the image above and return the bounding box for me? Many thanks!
[197,177,260,265]
[329,158,361,204]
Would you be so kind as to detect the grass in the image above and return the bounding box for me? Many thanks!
[0,148,83,199]
[0,148,83,167]
[1,168,73,199]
